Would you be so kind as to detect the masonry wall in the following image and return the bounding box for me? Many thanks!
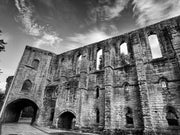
[131,16,180,134]
[3,15,180,135]
[3,46,55,125]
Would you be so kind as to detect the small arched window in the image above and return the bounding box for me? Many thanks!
[159,78,168,89]
[120,42,128,55]
[96,87,100,99]
[76,54,82,74]
[96,49,103,70]
[126,107,134,125]
[166,106,179,126]
[148,34,162,59]
[124,83,130,101]
[21,79,32,92]
[32,59,39,70]
[96,108,100,123]
[61,58,65,64]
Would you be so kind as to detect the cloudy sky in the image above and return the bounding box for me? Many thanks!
[0,0,180,91]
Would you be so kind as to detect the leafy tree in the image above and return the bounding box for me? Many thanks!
[0,30,7,52]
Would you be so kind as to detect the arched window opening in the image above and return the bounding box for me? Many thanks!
[96,87,100,99]
[21,79,32,92]
[32,59,39,70]
[120,42,128,55]
[148,34,162,59]
[50,108,55,122]
[76,54,82,74]
[124,83,130,101]
[61,58,65,64]
[166,106,179,126]
[96,108,100,123]
[126,107,134,125]
[96,49,103,70]
[159,78,168,89]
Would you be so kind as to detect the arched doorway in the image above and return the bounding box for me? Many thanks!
[58,111,76,130]
[3,98,38,124]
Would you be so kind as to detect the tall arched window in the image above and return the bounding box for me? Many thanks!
[166,106,179,126]
[96,108,100,123]
[50,108,55,121]
[120,42,128,55]
[96,86,100,99]
[76,54,82,74]
[32,59,39,70]
[148,34,162,59]
[96,49,103,70]
[21,79,32,92]
[126,107,134,125]
[124,83,130,101]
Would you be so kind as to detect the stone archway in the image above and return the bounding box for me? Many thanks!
[3,98,38,124]
[58,111,76,130]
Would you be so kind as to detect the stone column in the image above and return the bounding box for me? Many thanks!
[104,49,113,130]
[78,54,88,130]
[132,31,153,132]
[169,22,180,65]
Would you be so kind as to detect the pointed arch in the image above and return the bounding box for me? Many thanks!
[32,59,40,70]
[76,54,82,74]
[95,86,100,99]
[96,49,103,70]
[96,108,100,123]
[120,42,128,55]
[21,79,32,92]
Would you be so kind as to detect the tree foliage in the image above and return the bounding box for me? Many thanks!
[0,30,7,52]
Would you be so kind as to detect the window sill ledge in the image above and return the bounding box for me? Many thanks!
[125,124,134,128]
[25,65,37,70]
[91,70,104,74]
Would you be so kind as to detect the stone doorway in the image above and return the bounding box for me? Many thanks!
[3,98,38,125]
[58,111,76,130]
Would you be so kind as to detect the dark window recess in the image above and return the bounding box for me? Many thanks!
[50,108,55,121]
[96,87,99,98]
[32,59,39,70]
[126,108,133,125]
[96,109,100,123]
[21,80,32,92]
[166,106,179,126]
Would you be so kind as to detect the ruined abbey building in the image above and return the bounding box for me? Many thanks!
[2,15,180,135]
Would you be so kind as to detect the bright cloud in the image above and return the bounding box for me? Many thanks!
[88,0,129,23]
[14,0,62,48]
[68,28,111,45]
[133,0,180,26]
[34,33,62,48]
[107,0,129,20]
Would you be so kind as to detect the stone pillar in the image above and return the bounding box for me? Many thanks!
[78,54,88,129]
[170,22,180,65]
[104,49,113,130]
[133,32,153,132]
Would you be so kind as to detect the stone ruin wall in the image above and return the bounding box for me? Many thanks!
[3,15,180,134]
